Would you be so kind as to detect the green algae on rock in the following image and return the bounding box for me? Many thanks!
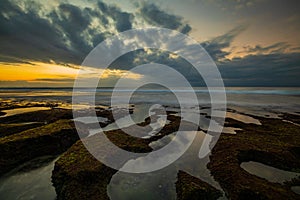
[0,108,73,124]
[51,113,185,200]
[176,170,222,200]
[52,141,117,200]
[0,122,45,138]
[51,132,152,200]
[208,114,300,200]
[0,119,80,175]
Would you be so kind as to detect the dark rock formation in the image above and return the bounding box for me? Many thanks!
[0,108,72,124]
[52,113,186,200]
[176,170,222,200]
[0,119,80,175]
[51,132,151,200]
[52,141,117,200]
[208,115,300,200]
[0,122,45,138]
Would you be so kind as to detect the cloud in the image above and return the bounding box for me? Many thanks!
[201,25,247,61]
[1,1,299,87]
[105,25,300,87]
[97,1,133,32]
[137,2,192,34]
[238,42,291,55]
[218,52,300,86]
[0,80,73,87]
[0,0,193,66]
[196,25,300,86]
[0,0,73,62]
[49,3,92,55]
[0,0,137,64]
[29,78,75,83]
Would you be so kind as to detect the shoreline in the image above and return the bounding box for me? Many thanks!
[0,102,299,199]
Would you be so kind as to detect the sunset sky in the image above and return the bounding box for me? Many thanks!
[0,0,299,87]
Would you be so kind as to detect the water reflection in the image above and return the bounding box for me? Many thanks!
[241,161,300,183]
[108,131,224,200]
[0,107,51,118]
[0,156,58,200]
[226,112,261,125]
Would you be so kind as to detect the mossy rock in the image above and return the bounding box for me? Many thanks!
[52,113,186,200]
[176,170,222,200]
[0,108,72,124]
[0,119,80,175]
[52,131,152,200]
[52,140,116,200]
[208,115,300,200]
[0,122,45,138]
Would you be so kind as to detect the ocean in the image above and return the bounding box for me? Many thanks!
[1,87,299,114]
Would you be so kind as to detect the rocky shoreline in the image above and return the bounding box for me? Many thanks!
[208,114,300,199]
[0,119,78,176]
[51,112,199,200]
[0,105,299,199]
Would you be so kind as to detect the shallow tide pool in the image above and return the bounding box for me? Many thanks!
[0,156,58,200]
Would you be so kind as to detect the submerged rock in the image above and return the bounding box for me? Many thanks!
[176,170,222,200]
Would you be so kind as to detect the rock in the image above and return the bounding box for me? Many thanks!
[52,141,116,200]
[0,119,80,175]
[208,115,300,200]
[52,113,186,200]
[0,122,45,138]
[52,131,151,200]
[0,108,72,124]
[176,170,222,200]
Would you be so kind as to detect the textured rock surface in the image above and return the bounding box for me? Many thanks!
[51,113,187,200]
[0,119,79,175]
[208,114,300,200]
[0,108,72,124]
[176,170,222,200]
[51,132,151,200]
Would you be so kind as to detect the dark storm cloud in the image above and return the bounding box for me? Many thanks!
[291,47,300,51]
[109,25,300,87]
[48,3,92,55]
[202,27,300,86]
[0,0,72,63]
[0,0,135,64]
[138,3,192,34]
[219,52,300,86]
[0,0,192,64]
[201,25,247,61]
[109,48,205,86]
[0,0,299,86]
[239,42,290,55]
[97,1,133,32]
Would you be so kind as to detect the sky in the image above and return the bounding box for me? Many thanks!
[0,0,299,87]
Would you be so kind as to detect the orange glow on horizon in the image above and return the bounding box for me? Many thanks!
[0,61,143,87]
[0,61,79,81]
